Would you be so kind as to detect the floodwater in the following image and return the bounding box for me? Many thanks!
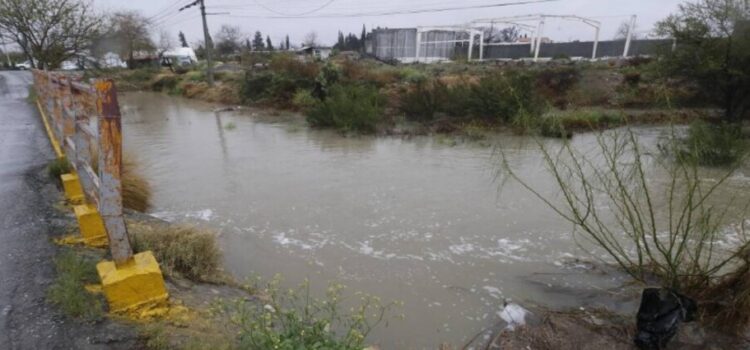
[119,92,748,349]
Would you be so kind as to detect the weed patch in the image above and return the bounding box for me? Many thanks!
[48,157,72,181]
[47,251,103,320]
[223,276,400,350]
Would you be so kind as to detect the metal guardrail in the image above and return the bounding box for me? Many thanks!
[32,70,133,266]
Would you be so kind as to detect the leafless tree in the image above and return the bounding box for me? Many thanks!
[614,20,638,40]
[106,11,155,67]
[303,31,318,47]
[483,26,520,43]
[214,24,242,56]
[158,29,174,56]
[0,0,101,69]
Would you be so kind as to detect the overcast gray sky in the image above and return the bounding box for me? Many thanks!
[93,0,686,47]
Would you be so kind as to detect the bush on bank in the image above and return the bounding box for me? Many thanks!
[307,84,384,134]
[675,121,748,167]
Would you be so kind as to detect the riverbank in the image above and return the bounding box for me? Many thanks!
[92,55,718,138]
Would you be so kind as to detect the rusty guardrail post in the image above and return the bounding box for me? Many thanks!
[93,80,134,266]
[32,70,168,315]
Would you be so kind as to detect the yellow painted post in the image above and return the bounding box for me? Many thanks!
[92,79,168,313]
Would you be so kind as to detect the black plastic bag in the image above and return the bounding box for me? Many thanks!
[634,288,697,350]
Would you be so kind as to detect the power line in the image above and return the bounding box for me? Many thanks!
[251,0,337,16]
[148,0,191,22]
[226,0,557,19]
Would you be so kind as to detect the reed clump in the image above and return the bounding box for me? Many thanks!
[128,223,221,282]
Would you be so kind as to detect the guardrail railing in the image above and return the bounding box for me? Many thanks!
[32,70,133,266]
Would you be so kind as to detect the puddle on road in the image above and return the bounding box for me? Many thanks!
[118,92,749,349]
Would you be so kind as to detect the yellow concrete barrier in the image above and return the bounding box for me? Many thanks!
[73,204,108,247]
[97,251,169,314]
[60,173,84,204]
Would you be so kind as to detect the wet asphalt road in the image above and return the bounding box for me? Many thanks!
[0,71,137,350]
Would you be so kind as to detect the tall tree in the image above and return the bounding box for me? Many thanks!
[303,31,318,47]
[483,26,520,43]
[0,0,101,69]
[657,0,750,121]
[214,24,242,56]
[252,31,265,51]
[360,24,366,48]
[337,31,345,48]
[178,31,189,47]
[265,35,274,51]
[157,29,173,56]
[285,35,290,50]
[107,11,154,68]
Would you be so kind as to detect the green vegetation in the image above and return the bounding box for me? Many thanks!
[47,251,103,320]
[502,128,750,329]
[26,85,37,104]
[223,276,400,350]
[224,122,237,130]
[307,84,383,134]
[656,0,750,122]
[47,157,72,181]
[468,70,540,121]
[399,79,446,122]
[129,224,221,282]
[674,121,748,166]
[109,44,726,137]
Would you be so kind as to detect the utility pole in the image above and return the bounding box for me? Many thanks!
[180,0,214,86]
[200,0,214,86]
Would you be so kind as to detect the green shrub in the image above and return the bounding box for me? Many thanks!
[223,277,400,350]
[675,121,747,166]
[241,69,316,105]
[536,66,579,96]
[151,75,179,92]
[307,84,383,134]
[442,83,473,118]
[268,73,314,102]
[467,70,541,122]
[48,157,72,180]
[269,53,319,79]
[313,62,341,100]
[399,67,428,83]
[126,68,159,83]
[47,251,103,320]
[241,71,274,102]
[292,89,317,110]
[399,79,446,122]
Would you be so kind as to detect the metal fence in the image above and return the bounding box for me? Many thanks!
[368,27,673,62]
[32,70,133,266]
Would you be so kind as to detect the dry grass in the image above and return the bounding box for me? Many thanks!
[91,151,152,212]
[695,257,750,332]
[122,154,152,212]
[128,223,222,282]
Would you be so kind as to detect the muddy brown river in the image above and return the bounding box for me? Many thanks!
[118,92,749,349]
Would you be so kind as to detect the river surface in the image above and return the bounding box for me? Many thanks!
[118,92,748,349]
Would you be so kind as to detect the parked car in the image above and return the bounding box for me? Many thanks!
[60,60,79,71]
[15,61,32,70]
